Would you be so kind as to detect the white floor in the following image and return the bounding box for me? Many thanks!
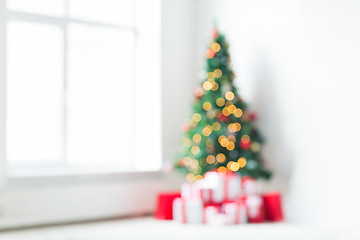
[0,217,352,240]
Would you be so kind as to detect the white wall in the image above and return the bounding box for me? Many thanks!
[193,0,360,227]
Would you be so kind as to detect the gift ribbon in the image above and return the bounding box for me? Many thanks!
[181,199,187,223]
[224,174,229,202]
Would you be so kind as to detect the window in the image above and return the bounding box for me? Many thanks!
[2,0,162,175]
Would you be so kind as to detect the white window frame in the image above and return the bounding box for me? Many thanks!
[2,0,163,176]
[0,0,173,229]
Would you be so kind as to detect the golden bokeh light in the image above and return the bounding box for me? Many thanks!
[195,175,203,181]
[227,161,233,169]
[226,141,235,151]
[202,125,213,136]
[203,102,212,111]
[207,72,215,80]
[241,135,250,144]
[228,123,236,132]
[214,69,222,78]
[193,134,202,143]
[211,43,221,52]
[203,81,212,90]
[228,135,236,142]
[212,82,219,91]
[191,159,199,168]
[218,135,226,143]
[234,108,243,118]
[192,113,201,122]
[234,122,241,132]
[206,155,216,164]
[222,107,230,116]
[216,153,226,163]
[218,166,227,175]
[238,157,247,168]
[212,122,221,131]
[230,162,240,171]
[191,146,200,155]
[216,97,225,107]
[228,104,236,113]
[186,173,195,182]
[220,137,229,147]
[225,91,235,101]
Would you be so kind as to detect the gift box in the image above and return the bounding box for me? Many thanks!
[223,199,247,224]
[241,176,258,195]
[181,182,201,200]
[173,198,203,224]
[245,195,265,223]
[262,192,284,222]
[200,170,241,204]
[155,192,181,220]
[203,205,226,225]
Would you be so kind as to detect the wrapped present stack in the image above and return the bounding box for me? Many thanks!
[172,170,283,224]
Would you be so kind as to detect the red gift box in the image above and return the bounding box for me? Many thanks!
[262,192,284,222]
[244,195,265,223]
[155,192,181,220]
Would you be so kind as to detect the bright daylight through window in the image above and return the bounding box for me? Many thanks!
[3,0,161,175]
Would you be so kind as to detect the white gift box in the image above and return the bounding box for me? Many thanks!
[199,171,241,203]
[181,182,201,200]
[223,201,247,224]
[241,176,258,195]
[173,198,203,224]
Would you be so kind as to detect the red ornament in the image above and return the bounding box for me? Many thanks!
[217,114,228,122]
[194,87,204,99]
[249,112,258,121]
[206,49,216,59]
[212,29,219,38]
[181,123,190,132]
[240,140,252,150]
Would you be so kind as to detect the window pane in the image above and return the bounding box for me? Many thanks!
[6,21,64,164]
[7,0,65,16]
[69,0,133,26]
[67,24,134,167]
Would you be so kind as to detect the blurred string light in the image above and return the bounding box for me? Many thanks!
[216,153,226,163]
[203,102,212,111]
[211,43,221,52]
[216,97,225,106]
[193,134,202,143]
[207,72,215,80]
[212,122,221,131]
[238,157,247,168]
[206,155,216,164]
[225,91,234,101]
[192,113,201,122]
[203,81,212,90]
[191,146,200,155]
[214,69,222,78]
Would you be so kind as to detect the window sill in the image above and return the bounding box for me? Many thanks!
[6,165,165,187]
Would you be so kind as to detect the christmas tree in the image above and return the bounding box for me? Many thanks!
[175,29,271,182]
